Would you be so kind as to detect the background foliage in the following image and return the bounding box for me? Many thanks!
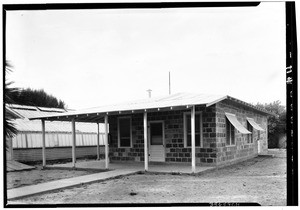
[5,61,67,141]
[256,101,286,148]
[5,61,19,139]
[9,88,66,109]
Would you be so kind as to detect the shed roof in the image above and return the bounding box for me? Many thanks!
[7,104,66,119]
[8,104,102,133]
[29,92,275,123]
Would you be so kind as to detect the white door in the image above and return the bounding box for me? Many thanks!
[149,122,165,162]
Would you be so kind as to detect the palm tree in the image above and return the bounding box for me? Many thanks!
[5,61,19,147]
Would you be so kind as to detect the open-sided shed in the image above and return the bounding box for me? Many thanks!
[6,104,105,162]
[30,92,275,173]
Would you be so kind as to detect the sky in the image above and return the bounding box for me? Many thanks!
[5,2,286,110]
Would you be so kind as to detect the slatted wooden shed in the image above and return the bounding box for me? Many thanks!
[6,104,106,162]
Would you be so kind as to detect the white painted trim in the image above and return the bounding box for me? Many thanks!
[205,95,228,107]
[191,105,196,173]
[97,122,100,160]
[105,115,109,169]
[143,112,148,171]
[71,118,76,168]
[148,120,165,162]
[41,119,46,167]
[183,111,203,148]
[117,116,132,148]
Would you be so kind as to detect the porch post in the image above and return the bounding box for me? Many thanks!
[104,115,109,169]
[191,105,196,173]
[97,122,100,160]
[143,112,148,171]
[41,119,46,167]
[72,118,76,168]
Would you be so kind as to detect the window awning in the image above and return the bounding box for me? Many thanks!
[247,118,265,131]
[225,112,251,134]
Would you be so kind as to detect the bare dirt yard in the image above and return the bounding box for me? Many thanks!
[9,149,286,206]
[6,166,102,189]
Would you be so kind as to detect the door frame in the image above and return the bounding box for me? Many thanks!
[148,120,165,162]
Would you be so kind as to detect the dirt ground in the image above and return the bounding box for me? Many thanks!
[9,149,286,206]
[6,166,101,189]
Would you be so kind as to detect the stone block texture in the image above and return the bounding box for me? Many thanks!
[108,101,268,167]
[215,100,268,166]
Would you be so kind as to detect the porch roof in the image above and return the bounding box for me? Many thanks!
[29,92,275,123]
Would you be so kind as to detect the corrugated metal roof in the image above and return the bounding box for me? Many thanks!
[29,92,275,122]
[37,106,66,112]
[30,93,225,119]
[5,106,23,119]
[78,92,226,112]
[8,104,66,119]
[8,104,102,133]
[8,104,38,111]
[10,109,49,119]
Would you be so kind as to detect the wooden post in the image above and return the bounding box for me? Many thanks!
[191,105,196,173]
[41,119,46,167]
[104,115,109,169]
[144,112,148,171]
[72,118,76,168]
[97,122,100,160]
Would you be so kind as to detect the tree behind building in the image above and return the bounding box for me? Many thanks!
[256,101,286,148]
[9,88,66,109]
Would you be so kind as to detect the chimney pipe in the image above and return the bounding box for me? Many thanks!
[146,89,152,98]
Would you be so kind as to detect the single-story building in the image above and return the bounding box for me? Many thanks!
[6,104,106,162]
[30,92,275,172]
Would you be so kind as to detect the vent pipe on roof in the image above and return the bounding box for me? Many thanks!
[147,89,152,98]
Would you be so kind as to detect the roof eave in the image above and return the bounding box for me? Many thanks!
[28,104,197,122]
[206,96,228,107]
[5,106,24,119]
[226,96,277,117]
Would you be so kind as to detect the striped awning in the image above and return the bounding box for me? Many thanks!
[247,118,265,131]
[225,112,251,134]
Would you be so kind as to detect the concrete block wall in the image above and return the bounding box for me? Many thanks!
[215,100,268,166]
[199,106,217,165]
[109,114,144,162]
[109,106,218,166]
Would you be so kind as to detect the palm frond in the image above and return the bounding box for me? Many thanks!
[4,60,19,141]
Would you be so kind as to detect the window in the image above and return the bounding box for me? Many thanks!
[118,117,132,148]
[226,118,235,145]
[246,117,265,142]
[150,122,163,145]
[247,122,253,143]
[184,112,202,147]
[225,113,251,146]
